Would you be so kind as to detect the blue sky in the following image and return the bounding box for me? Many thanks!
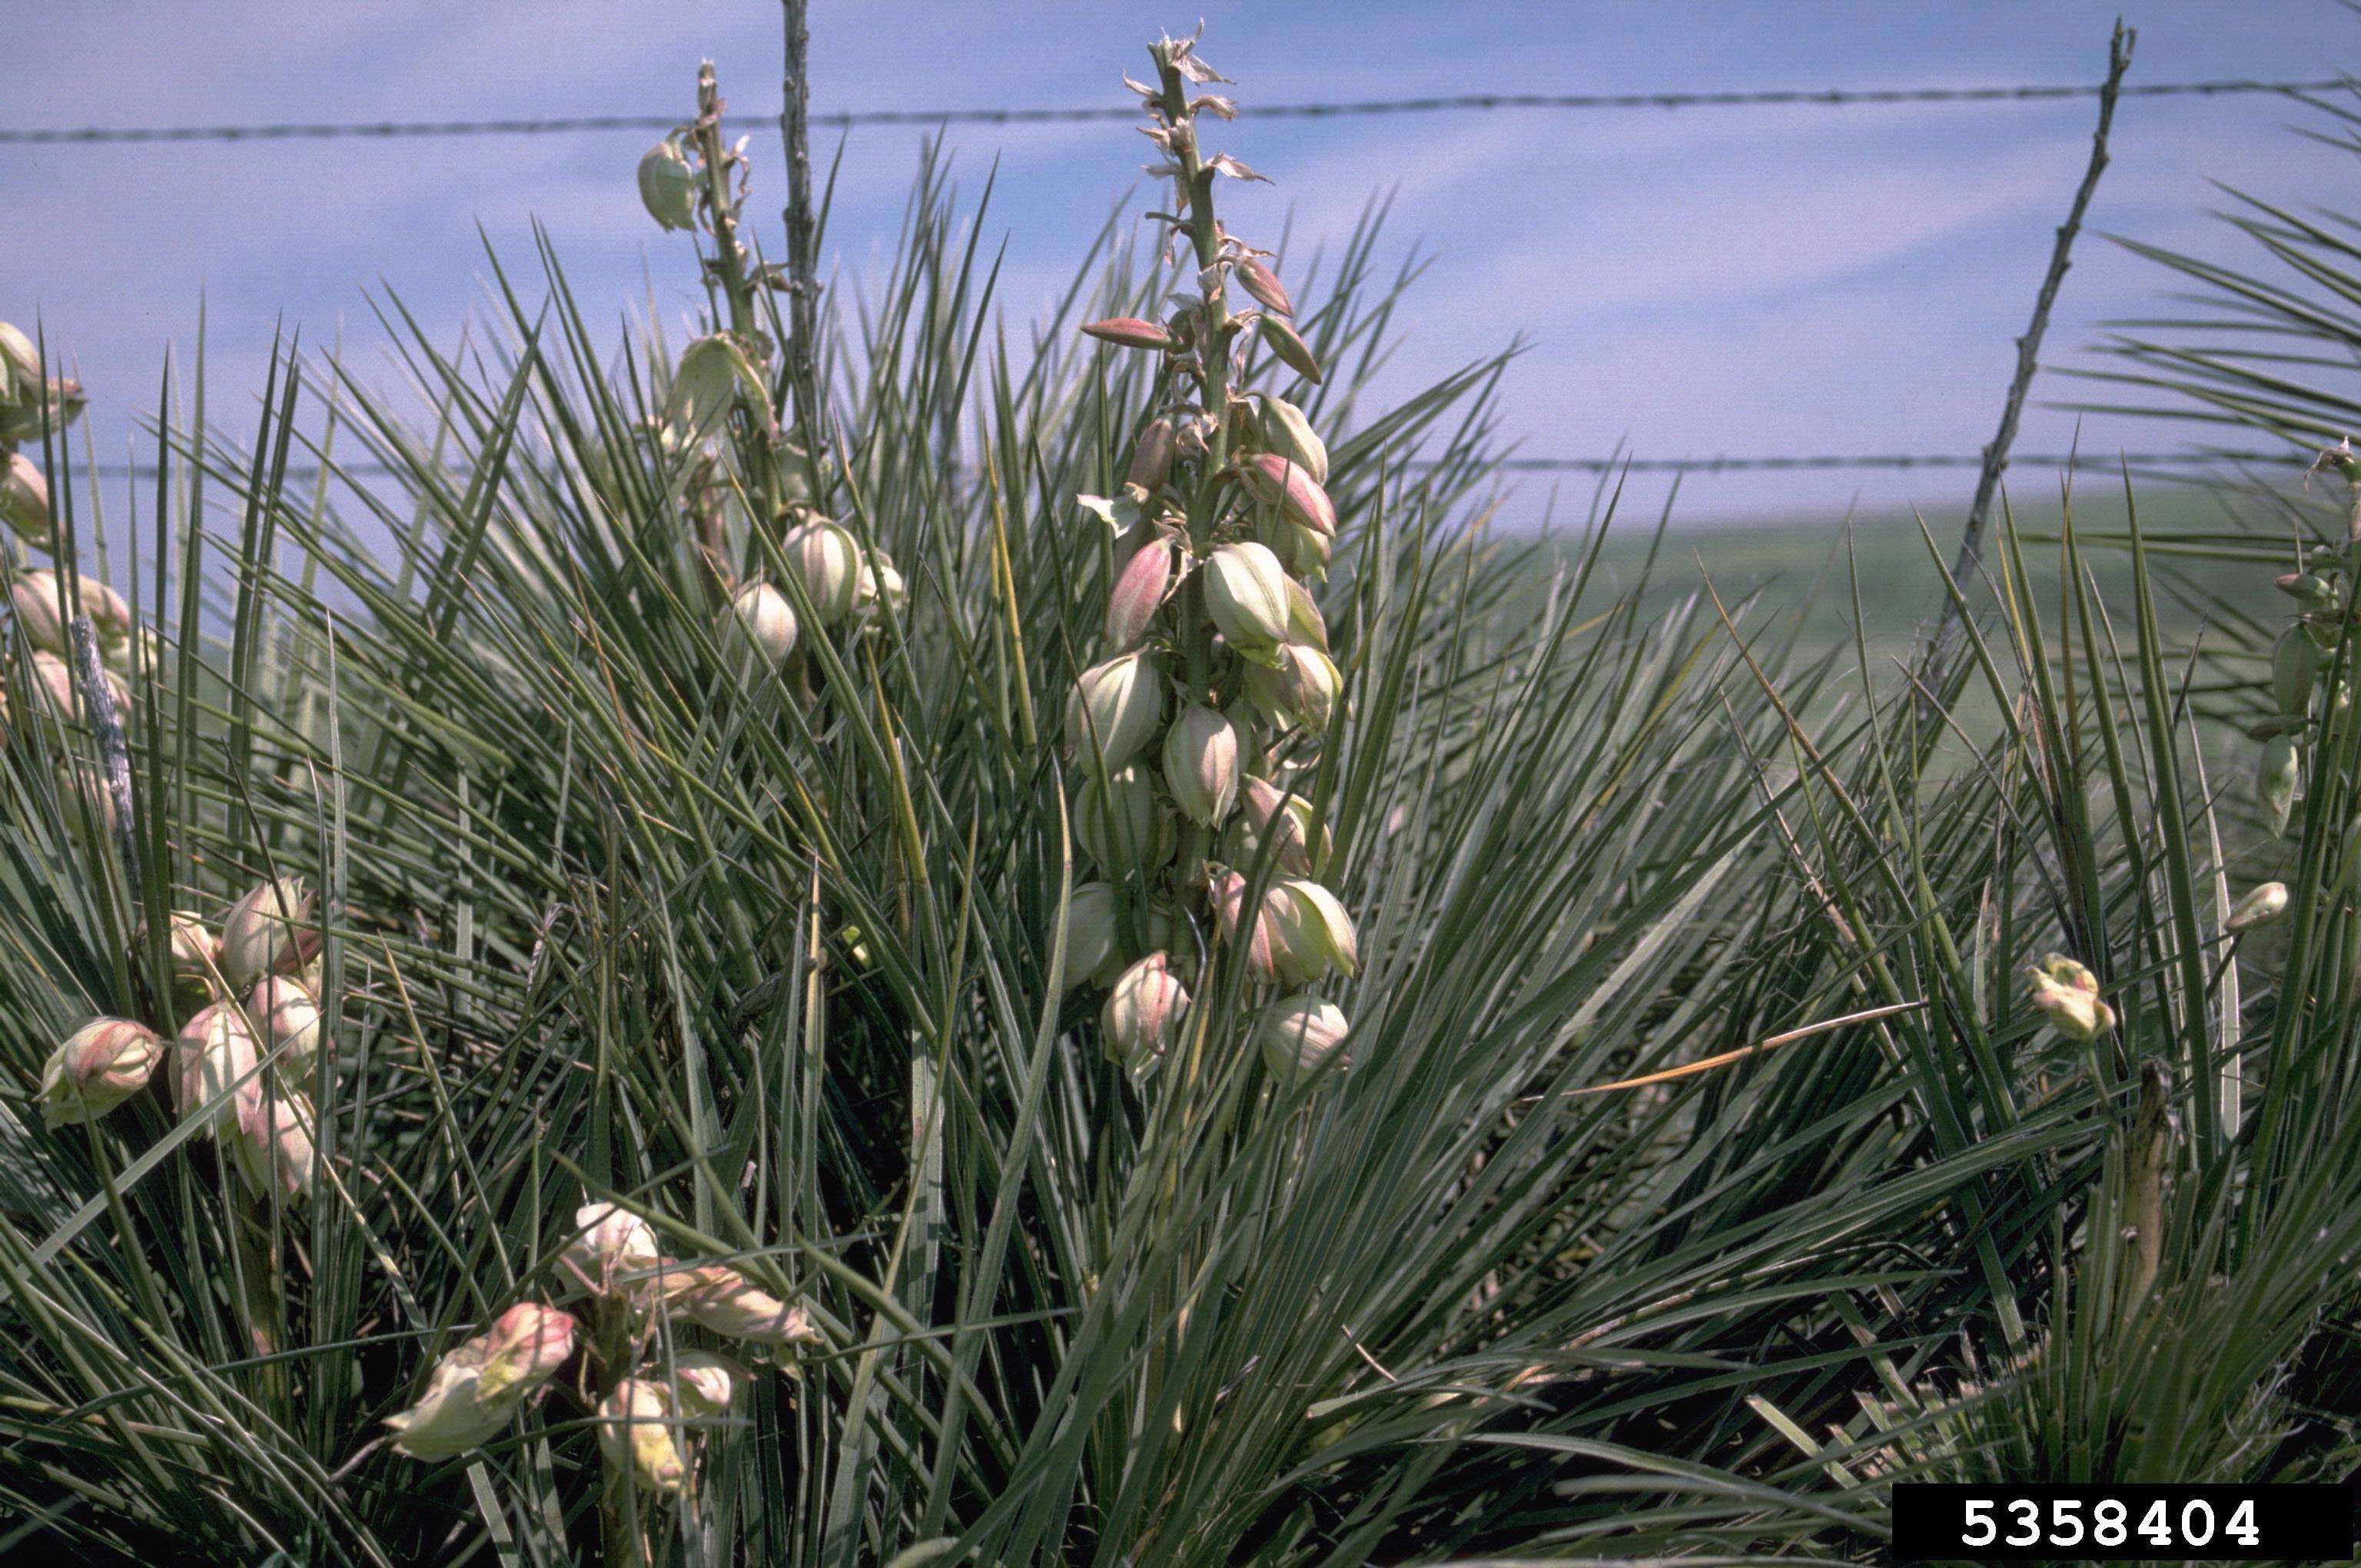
[3,0,2353,524]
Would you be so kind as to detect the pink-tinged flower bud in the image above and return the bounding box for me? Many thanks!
[1,453,49,548]
[52,757,118,845]
[145,911,221,1015]
[637,135,700,231]
[1162,703,1242,827]
[387,1304,576,1460]
[1243,643,1341,735]
[666,333,774,443]
[249,975,324,1076]
[2273,627,2320,716]
[663,1350,744,1420]
[1104,536,1178,650]
[0,377,87,445]
[1202,541,1293,652]
[1127,416,1179,492]
[1237,257,1293,317]
[2278,571,2339,613]
[1257,315,1323,384]
[12,568,132,659]
[1235,453,1336,537]
[2258,734,2302,836]
[0,321,36,404]
[2226,882,2290,932]
[779,517,862,626]
[1237,777,1329,876]
[2027,954,2114,1041]
[1258,395,1327,485]
[1208,870,1286,983]
[1074,762,1175,872]
[852,549,907,622]
[1101,952,1189,1068]
[38,1018,164,1128]
[174,1003,259,1134]
[1081,318,1175,351]
[563,1201,664,1294]
[726,580,801,666]
[25,649,129,719]
[477,1302,579,1401]
[1065,652,1164,772]
[1256,995,1350,1080]
[1270,879,1360,984]
[1054,882,1121,992]
[230,1085,316,1199]
[220,876,315,991]
[668,1264,821,1347]
[599,1379,688,1493]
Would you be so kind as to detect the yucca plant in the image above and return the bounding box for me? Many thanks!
[3,22,2359,1568]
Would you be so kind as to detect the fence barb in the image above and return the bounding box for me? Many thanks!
[1919,22,2136,716]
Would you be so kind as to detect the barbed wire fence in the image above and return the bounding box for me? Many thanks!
[12,71,2347,481]
[1,75,2346,143]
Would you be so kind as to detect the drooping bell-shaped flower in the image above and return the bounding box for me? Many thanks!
[2273,627,2321,716]
[637,135,700,231]
[1101,952,1189,1069]
[2257,734,2302,837]
[1269,879,1360,984]
[1242,642,1340,735]
[1065,651,1164,772]
[174,1003,260,1134]
[1104,535,1179,651]
[667,1263,821,1347]
[1235,453,1336,537]
[220,876,314,991]
[229,1085,316,1199]
[1236,777,1329,876]
[1256,994,1350,1081]
[1054,882,1122,993]
[249,975,324,1077]
[38,1018,164,1128]
[1162,703,1242,827]
[1127,415,1178,492]
[2225,882,2290,933]
[387,1303,579,1460]
[662,1350,744,1420]
[1258,394,1327,485]
[1,453,50,547]
[1201,542,1293,653]
[11,568,132,659]
[598,1379,688,1494]
[2026,954,2114,1042]
[726,580,800,666]
[779,516,862,626]
[1074,762,1175,872]
[563,1201,665,1296]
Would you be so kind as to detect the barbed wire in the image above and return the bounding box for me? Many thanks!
[77,450,2285,481]
[1493,450,2287,473]
[2,78,2347,146]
